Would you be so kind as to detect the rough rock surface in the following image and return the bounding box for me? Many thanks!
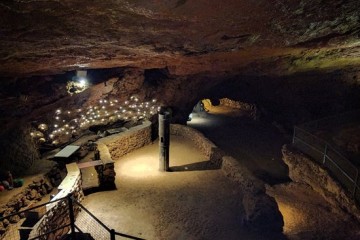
[282,145,360,221]
[0,1,359,76]
[0,175,55,240]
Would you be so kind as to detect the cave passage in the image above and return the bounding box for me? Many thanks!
[188,100,290,185]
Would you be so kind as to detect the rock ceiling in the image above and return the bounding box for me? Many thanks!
[0,0,359,77]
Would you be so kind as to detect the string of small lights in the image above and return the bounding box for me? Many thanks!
[31,96,160,146]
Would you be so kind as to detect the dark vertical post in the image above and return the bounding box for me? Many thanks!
[323,144,328,165]
[159,108,171,171]
[292,127,296,144]
[110,229,116,240]
[353,169,359,198]
[68,194,76,240]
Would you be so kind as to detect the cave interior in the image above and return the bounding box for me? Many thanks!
[0,0,360,239]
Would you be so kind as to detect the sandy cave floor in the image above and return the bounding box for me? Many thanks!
[79,136,274,240]
[80,105,360,240]
[2,105,360,239]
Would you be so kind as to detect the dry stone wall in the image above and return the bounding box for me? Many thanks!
[170,124,223,166]
[98,121,152,160]
[219,98,257,119]
[282,145,360,222]
[29,163,84,240]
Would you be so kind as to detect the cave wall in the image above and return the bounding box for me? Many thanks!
[0,66,359,172]
[0,123,40,176]
[208,68,360,131]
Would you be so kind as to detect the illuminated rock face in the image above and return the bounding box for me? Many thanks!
[0,1,359,172]
[0,0,359,76]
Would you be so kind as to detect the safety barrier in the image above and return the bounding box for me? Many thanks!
[292,126,360,203]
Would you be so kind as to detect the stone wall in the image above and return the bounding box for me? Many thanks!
[282,145,360,222]
[0,124,40,176]
[219,98,257,119]
[29,163,84,240]
[170,124,223,166]
[98,120,152,160]
[171,124,284,233]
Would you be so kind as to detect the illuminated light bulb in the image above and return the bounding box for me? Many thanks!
[65,124,69,128]
[101,119,105,122]
[55,109,61,114]
[114,100,118,103]
[135,98,139,102]
[72,130,76,133]
[66,132,69,135]
[124,101,129,105]
[49,134,54,139]
[67,111,71,114]
[77,109,82,112]
[102,106,106,109]
[152,99,157,103]
[38,123,48,131]
[99,100,103,104]
[52,140,59,145]
[30,132,35,137]
[55,116,60,120]
[122,110,126,113]
[117,115,121,118]
[104,100,107,103]
[54,124,58,128]
[62,120,66,123]
[94,106,98,110]
[119,106,123,109]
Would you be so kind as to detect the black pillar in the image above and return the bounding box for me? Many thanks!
[159,109,170,171]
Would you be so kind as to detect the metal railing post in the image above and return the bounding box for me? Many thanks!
[68,194,77,240]
[322,144,328,165]
[353,169,359,198]
[110,229,116,240]
[292,127,296,144]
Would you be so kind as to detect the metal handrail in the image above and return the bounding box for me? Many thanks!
[0,196,67,221]
[1,195,146,240]
[293,125,360,200]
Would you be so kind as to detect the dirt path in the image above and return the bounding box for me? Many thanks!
[188,105,290,184]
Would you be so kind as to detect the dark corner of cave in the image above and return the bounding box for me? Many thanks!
[0,1,360,239]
